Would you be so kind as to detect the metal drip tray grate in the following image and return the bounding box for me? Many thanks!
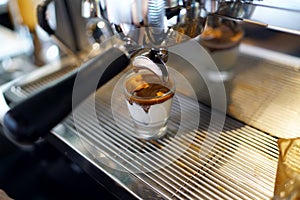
[70,91,278,199]
[4,64,279,200]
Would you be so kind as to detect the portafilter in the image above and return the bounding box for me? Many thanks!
[2,0,207,145]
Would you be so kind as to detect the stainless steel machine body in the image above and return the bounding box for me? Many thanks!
[1,0,300,199]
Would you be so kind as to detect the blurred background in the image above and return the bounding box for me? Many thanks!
[0,0,117,199]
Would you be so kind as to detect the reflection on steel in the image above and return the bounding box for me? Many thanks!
[215,1,300,35]
[82,0,300,42]
[2,1,300,198]
[3,54,280,199]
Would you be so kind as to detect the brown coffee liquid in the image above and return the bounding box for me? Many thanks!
[128,83,174,113]
[200,17,243,52]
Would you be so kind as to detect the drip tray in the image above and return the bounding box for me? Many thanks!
[3,60,279,200]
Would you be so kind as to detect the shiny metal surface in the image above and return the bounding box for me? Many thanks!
[2,1,300,199]
[82,0,300,47]
[3,33,293,198]
[0,0,8,14]
[3,69,279,199]
[229,47,300,139]
[82,0,206,44]
[215,1,300,35]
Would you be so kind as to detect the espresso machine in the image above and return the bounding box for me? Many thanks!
[1,0,300,199]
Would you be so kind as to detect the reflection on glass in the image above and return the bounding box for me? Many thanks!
[199,14,244,82]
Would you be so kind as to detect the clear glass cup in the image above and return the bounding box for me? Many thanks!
[200,15,244,81]
[122,69,175,140]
